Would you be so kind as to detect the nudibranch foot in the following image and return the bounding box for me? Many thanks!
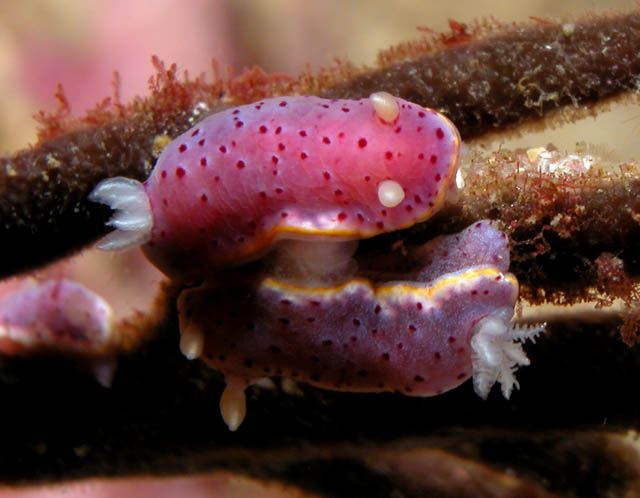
[470,310,546,400]
[89,176,153,251]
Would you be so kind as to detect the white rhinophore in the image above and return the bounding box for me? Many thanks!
[369,91,399,123]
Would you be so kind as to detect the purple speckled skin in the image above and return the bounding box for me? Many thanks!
[143,96,460,281]
[413,220,511,279]
[180,267,518,396]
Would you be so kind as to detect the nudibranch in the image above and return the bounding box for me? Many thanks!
[179,221,544,431]
[89,92,460,282]
[0,278,118,386]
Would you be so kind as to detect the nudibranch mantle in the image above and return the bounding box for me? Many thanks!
[90,93,460,282]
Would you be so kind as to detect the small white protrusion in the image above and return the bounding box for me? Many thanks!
[377,180,405,208]
[220,377,247,431]
[180,327,204,360]
[252,377,277,390]
[526,146,547,163]
[562,23,575,36]
[88,177,153,250]
[369,92,399,123]
[443,167,462,206]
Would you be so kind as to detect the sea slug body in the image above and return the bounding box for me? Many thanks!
[90,93,460,282]
[178,222,544,431]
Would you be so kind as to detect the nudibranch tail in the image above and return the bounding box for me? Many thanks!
[89,177,153,250]
[470,309,545,400]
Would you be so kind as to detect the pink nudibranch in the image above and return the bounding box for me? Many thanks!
[89,92,461,282]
